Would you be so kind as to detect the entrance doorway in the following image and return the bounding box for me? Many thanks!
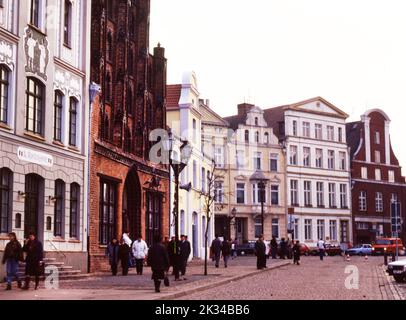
[24,174,44,241]
[145,192,162,246]
[236,218,247,243]
[122,169,141,242]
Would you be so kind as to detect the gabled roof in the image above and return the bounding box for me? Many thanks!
[200,103,229,127]
[346,121,363,159]
[166,84,182,109]
[286,96,349,119]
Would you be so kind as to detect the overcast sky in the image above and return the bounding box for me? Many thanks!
[150,0,406,172]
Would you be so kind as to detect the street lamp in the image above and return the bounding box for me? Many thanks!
[228,208,237,240]
[250,171,269,236]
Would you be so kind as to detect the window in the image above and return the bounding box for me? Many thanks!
[290,180,298,206]
[254,152,262,170]
[303,147,311,167]
[107,0,114,19]
[317,220,325,240]
[388,170,395,183]
[245,130,249,143]
[329,221,337,241]
[54,91,63,142]
[340,184,348,208]
[375,131,380,144]
[315,124,322,140]
[214,182,224,203]
[99,180,117,245]
[146,192,162,245]
[338,127,343,142]
[270,154,278,172]
[294,219,299,240]
[361,167,368,179]
[214,147,224,168]
[271,185,279,205]
[54,180,65,237]
[304,181,312,207]
[304,219,312,241]
[201,216,206,244]
[26,77,44,135]
[328,183,336,208]
[303,122,310,137]
[290,146,298,165]
[375,169,381,181]
[391,193,398,203]
[264,132,269,144]
[70,183,80,238]
[69,98,78,146]
[327,150,335,170]
[63,0,72,47]
[252,183,266,204]
[359,191,367,211]
[356,222,369,230]
[255,117,259,126]
[272,219,279,238]
[376,192,383,212]
[0,65,9,124]
[107,32,113,62]
[201,168,206,193]
[192,119,197,143]
[375,151,381,164]
[192,161,197,188]
[30,0,40,28]
[327,126,334,141]
[254,217,262,238]
[105,72,112,103]
[0,168,12,233]
[292,120,297,136]
[236,183,245,204]
[180,210,185,236]
[316,182,324,207]
[236,150,244,169]
[316,149,323,168]
[340,221,349,243]
[339,152,346,171]
[255,131,259,143]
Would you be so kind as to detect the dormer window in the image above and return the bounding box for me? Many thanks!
[255,117,259,126]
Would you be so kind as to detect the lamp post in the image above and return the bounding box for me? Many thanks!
[250,171,269,236]
[228,208,237,240]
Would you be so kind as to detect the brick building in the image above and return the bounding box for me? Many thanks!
[347,109,406,244]
[89,0,169,272]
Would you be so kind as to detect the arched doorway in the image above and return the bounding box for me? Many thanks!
[122,168,141,242]
[24,174,44,241]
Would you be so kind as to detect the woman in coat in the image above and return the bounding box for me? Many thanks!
[2,232,23,290]
[22,233,43,290]
[119,240,130,276]
[106,238,119,276]
[147,235,170,293]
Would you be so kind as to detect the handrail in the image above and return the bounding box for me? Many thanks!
[47,240,67,259]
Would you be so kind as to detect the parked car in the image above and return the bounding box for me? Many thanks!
[236,241,256,256]
[387,258,406,283]
[299,243,310,256]
[325,244,342,256]
[372,238,405,256]
[347,244,373,256]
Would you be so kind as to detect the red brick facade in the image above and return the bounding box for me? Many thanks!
[89,0,169,272]
[347,110,406,245]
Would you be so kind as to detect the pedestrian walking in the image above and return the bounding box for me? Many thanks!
[279,238,287,259]
[270,236,278,259]
[2,233,23,290]
[231,238,238,260]
[132,235,148,275]
[22,233,43,290]
[147,235,170,293]
[293,241,301,265]
[168,236,181,281]
[221,239,232,268]
[106,238,120,276]
[317,238,326,261]
[255,235,267,270]
[210,235,222,268]
[119,239,130,276]
[167,236,176,274]
[287,238,293,259]
[179,235,191,280]
[122,231,133,268]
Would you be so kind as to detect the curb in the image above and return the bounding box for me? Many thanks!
[155,261,291,300]
[381,265,405,300]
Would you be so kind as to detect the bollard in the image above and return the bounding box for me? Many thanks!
[384,251,388,266]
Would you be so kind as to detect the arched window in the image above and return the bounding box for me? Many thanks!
[54,91,64,142]
[255,117,259,126]
[0,168,12,233]
[26,77,44,135]
[69,97,78,146]
[54,179,65,237]
[255,131,259,143]
[245,130,249,143]
[127,87,133,115]
[264,132,269,144]
[70,183,80,239]
[107,32,113,62]
[105,72,112,103]
[0,65,9,124]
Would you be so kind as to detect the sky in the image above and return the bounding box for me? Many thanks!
[150,0,406,172]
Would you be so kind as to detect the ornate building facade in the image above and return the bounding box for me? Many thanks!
[89,0,169,271]
[347,109,406,244]
[0,0,92,279]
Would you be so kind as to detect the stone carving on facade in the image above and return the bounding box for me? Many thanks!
[54,68,82,100]
[24,27,50,80]
[0,40,14,70]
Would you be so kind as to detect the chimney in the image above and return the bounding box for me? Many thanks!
[153,42,165,58]
[238,103,255,116]
[205,99,210,107]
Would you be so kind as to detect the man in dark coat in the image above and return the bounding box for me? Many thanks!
[293,241,301,265]
[2,232,23,290]
[279,238,287,259]
[168,236,181,281]
[179,235,191,280]
[221,239,232,268]
[118,240,130,276]
[255,235,267,270]
[106,238,119,276]
[22,233,43,290]
[270,236,278,259]
[147,235,170,293]
[211,235,222,268]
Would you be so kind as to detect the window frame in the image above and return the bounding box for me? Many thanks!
[0,65,10,125]
[99,180,117,245]
[69,183,80,239]
[54,179,65,238]
[0,168,12,233]
[26,77,44,135]
[54,91,64,142]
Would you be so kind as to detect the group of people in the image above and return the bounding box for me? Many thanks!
[2,232,44,291]
[210,235,237,268]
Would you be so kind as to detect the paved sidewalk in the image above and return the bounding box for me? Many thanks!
[0,257,290,300]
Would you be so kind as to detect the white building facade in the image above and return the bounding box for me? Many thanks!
[265,97,353,247]
[0,0,92,278]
